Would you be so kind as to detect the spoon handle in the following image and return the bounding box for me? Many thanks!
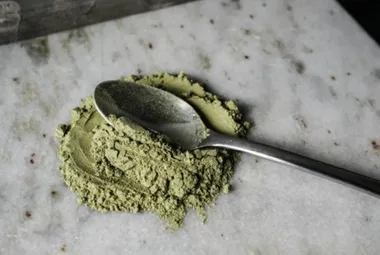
[206,131,380,197]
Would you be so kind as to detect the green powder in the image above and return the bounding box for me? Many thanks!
[56,72,250,229]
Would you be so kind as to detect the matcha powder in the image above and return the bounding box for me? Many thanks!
[56,72,250,229]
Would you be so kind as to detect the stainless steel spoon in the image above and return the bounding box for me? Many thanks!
[94,80,380,197]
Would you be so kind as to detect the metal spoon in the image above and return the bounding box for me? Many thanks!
[94,80,380,197]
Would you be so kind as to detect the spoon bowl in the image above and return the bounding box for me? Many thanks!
[94,80,380,198]
[94,80,209,150]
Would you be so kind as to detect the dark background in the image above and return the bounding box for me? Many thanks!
[338,0,380,45]
[0,0,379,45]
[0,0,195,45]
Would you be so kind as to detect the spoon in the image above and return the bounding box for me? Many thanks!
[94,80,380,197]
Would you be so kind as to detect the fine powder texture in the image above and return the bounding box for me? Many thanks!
[56,72,250,229]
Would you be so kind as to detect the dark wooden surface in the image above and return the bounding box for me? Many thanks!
[0,0,196,45]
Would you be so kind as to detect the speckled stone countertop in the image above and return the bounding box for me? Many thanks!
[1,0,380,254]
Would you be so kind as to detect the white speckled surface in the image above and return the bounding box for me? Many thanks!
[1,0,380,254]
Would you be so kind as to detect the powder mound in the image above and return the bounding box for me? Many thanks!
[56,72,250,229]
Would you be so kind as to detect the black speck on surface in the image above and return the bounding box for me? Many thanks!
[286,5,292,11]
[296,117,307,128]
[209,19,214,24]
[60,244,66,252]
[291,59,305,74]
[148,43,153,49]
[29,153,35,163]
[249,14,254,19]
[262,2,266,7]
[244,55,250,59]
[51,190,58,197]
[25,211,32,218]
[330,75,336,81]
[372,141,380,150]
[334,142,339,146]
[42,133,46,138]
[346,72,351,76]
[180,24,184,28]
[12,77,19,83]
[327,129,331,134]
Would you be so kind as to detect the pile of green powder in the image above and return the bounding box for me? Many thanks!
[56,72,250,229]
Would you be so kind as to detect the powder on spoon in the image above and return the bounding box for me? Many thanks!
[56,72,250,229]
